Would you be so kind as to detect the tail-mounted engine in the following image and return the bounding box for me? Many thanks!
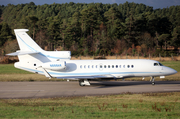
[42,61,66,71]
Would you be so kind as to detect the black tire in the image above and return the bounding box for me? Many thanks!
[79,80,85,86]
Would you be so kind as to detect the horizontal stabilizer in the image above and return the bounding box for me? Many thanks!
[6,51,39,56]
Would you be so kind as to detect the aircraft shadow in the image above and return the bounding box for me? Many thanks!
[89,81,180,88]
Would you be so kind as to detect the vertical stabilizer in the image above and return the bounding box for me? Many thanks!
[7,29,71,61]
[14,29,43,52]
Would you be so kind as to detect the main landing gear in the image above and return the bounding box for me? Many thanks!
[79,79,91,86]
[150,76,155,85]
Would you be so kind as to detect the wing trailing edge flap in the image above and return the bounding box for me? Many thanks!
[6,51,40,56]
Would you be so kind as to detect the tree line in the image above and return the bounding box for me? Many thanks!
[0,2,180,57]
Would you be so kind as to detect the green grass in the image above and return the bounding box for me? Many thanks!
[0,74,50,81]
[0,64,31,74]
[0,92,180,118]
[160,61,180,72]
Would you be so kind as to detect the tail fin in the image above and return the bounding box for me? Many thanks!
[7,29,71,61]
[14,29,43,52]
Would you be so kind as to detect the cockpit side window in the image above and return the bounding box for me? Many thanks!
[154,63,159,66]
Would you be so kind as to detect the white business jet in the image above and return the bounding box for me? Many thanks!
[7,29,177,86]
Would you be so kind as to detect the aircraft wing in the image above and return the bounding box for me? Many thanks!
[111,73,135,78]
[57,74,114,79]
[6,51,40,56]
[56,73,135,79]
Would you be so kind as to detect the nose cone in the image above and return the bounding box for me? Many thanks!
[171,68,178,75]
[164,67,177,75]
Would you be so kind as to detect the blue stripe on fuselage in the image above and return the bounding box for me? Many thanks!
[18,66,161,77]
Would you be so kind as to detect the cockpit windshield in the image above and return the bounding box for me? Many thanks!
[159,63,163,66]
[154,62,163,66]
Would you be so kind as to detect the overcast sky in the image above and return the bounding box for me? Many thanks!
[1,0,180,9]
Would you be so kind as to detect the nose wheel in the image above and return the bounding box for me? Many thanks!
[152,82,155,85]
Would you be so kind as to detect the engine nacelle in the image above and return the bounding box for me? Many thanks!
[44,51,71,60]
[42,61,66,71]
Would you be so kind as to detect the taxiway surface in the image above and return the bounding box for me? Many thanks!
[0,81,180,99]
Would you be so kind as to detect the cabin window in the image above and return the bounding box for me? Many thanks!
[127,65,130,68]
[34,64,36,66]
[88,65,90,68]
[131,65,134,68]
[84,65,86,68]
[96,65,98,68]
[123,65,125,68]
[104,65,107,68]
[112,65,114,68]
[92,65,94,68]
[100,65,102,68]
[108,65,110,68]
[119,65,121,68]
[80,65,82,68]
[116,65,118,68]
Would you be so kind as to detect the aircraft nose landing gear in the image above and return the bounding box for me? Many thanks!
[152,82,155,85]
[150,77,155,85]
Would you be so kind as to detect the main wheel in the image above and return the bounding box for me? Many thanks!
[79,80,85,86]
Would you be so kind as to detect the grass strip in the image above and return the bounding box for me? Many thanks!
[0,92,180,118]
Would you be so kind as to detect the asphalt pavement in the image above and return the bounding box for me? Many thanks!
[0,81,180,99]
